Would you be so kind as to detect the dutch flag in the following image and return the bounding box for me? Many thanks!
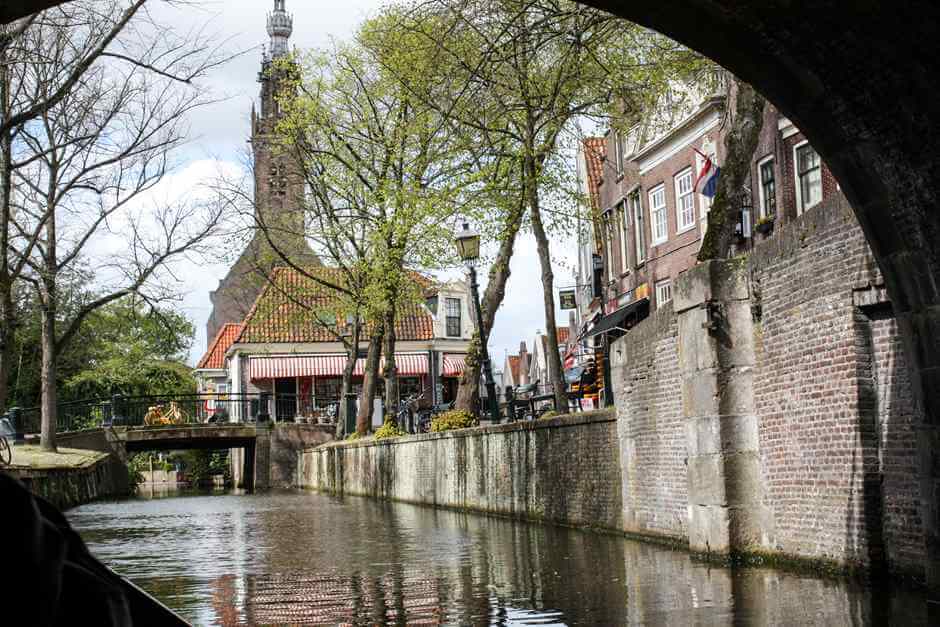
[693,148,720,198]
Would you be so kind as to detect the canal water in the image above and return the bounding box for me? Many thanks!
[68,489,927,626]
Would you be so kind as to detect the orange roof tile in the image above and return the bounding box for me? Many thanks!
[237,266,435,344]
[197,323,242,370]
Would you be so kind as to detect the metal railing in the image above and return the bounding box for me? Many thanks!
[1,392,345,437]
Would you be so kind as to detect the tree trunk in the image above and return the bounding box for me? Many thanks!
[356,324,384,435]
[698,78,766,261]
[39,294,57,451]
[454,195,526,412]
[0,286,12,410]
[526,155,568,414]
[0,45,12,411]
[336,317,360,438]
[382,307,398,422]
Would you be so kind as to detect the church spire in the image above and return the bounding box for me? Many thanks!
[267,0,293,58]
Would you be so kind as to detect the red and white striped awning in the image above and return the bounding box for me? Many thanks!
[442,353,467,377]
[248,353,429,380]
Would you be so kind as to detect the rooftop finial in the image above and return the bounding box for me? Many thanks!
[267,0,292,58]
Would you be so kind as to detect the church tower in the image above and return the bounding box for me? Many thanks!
[206,0,316,343]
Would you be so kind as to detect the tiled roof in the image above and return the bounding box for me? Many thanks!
[197,323,242,369]
[582,137,606,212]
[237,266,435,344]
[508,355,521,383]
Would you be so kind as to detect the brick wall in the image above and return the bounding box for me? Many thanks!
[749,193,923,577]
[607,191,924,576]
[610,306,687,540]
[866,313,923,574]
[300,411,623,531]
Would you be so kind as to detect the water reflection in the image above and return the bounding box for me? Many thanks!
[67,490,926,626]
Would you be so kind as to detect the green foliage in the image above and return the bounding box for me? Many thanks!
[126,453,149,486]
[5,282,195,407]
[345,432,362,441]
[430,409,477,432]
[172,450,230,486]
[374,419,405,440]
[539,410,558,420]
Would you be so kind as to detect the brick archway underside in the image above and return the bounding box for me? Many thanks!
[4,0,939,597]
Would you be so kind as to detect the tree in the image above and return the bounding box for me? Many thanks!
[6,278,195,407]
[63,297,195,399]
[697,77,766,261]
[6,1,229,450]
[383,0,704,414]
[268,29,485,434]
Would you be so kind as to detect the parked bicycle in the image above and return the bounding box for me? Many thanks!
[396,392,424,433]
[143,402,189,426]
[0,416,14,466]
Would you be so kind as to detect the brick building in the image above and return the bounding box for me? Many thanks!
[576,79,840,327]
[205,0,318,343]
[197,266,473,423]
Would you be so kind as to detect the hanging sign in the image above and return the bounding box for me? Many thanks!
[559,289,577,310]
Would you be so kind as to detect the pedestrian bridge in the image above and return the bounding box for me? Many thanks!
[55,422,334,493]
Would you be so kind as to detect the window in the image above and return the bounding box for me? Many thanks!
[631,193,646,265]
[602,210,614,276]
[795,142,821,214]
[655,279,672,308]
[614,131,624,178]
[616,201,630,274]
[445,297,461,336]
[315,377,342,406]
[649,185,667,245]
[758,157,776,218]
[674,168,695,231]
[399,377,422,399]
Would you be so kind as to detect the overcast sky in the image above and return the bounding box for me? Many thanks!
[150,0,579,368]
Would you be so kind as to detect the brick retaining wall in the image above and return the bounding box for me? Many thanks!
[611,306,688,541]
[608,193,925,578]
[300,410,623,530]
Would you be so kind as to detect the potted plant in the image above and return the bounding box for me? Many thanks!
[755,214,775,235]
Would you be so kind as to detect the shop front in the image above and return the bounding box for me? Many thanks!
[246,353,436,421]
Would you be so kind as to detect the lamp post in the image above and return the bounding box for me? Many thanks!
[454,222,500,424]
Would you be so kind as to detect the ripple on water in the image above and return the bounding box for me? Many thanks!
[68,489,929,626]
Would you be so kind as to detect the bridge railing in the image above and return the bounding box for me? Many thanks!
[4,393,288,436]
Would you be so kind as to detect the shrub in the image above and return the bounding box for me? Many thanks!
[430,409,477,433]
[374,420,405,440]
[539,410,558,419]
[345,432,362,441]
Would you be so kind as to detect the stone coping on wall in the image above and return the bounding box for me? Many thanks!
[7,444,109,473]
[306,408,617,453]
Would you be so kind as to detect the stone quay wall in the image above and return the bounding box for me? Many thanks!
[10,452,120,511]
[300,410,623,530]
[610,192,925,579]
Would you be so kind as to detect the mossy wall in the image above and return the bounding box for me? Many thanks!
[300,410,622,531]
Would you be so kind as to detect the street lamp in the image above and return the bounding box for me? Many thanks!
[454,222,500,424]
